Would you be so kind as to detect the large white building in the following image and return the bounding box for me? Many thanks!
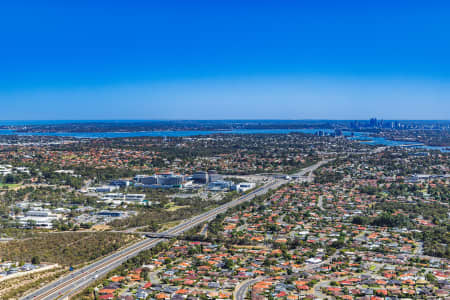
[87,186,119,193]
[101,193,146,204]
[0,165,12,176]
[207,181,232,191]
[232,182,256,193]
[15,210,61,228]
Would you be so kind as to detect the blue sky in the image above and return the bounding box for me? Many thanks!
[1,1,449,120]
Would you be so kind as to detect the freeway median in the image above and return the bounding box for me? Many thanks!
[22,160,329,300]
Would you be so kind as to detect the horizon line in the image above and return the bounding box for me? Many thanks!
[1,119,449,122]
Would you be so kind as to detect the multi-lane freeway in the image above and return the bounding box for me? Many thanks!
[22,160,330,300]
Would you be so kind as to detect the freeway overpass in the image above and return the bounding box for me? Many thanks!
[22,160,329,300]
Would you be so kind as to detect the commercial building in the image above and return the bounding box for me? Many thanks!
[192,171,209,184]
[134,173,184,188]
[232,182,256,193]
[87,186,119,193]
[158,173,183,186]
[207,180,232,191]
[109,179,131,187]
[101,193,146,204]
[207,170,222,182]
[134,175,158,185]
[97,210,124,218]
[0,165,12,176]
[16,209,61,228]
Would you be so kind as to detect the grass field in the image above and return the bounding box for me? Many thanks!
[158,220,182,232]
[165,205,190,212]
[0,183,21,189]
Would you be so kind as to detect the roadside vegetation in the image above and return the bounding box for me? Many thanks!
[0,232,138,266]
[0,267,68,300]
[109,191,240,230]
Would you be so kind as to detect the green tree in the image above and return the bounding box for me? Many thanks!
[31,256,41,265]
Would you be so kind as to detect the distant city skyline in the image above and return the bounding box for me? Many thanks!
[1,1,449,120]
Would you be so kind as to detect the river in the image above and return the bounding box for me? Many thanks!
[0,128,447,152]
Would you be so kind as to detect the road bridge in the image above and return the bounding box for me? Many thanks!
[22,160,330,300]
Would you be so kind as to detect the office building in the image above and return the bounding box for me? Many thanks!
[193,171,209,184]
[232,182,256,193]
[134,175,158,185]
[207,170,222,182]
[101,193,146,204]
[16,209,61,228]
[109,179,131,187]
[207,180,232,191]
[134,173,184,188]
[158,173,184,186]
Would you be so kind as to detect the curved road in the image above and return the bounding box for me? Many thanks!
[234,277,264,300]
[22,160,329,300]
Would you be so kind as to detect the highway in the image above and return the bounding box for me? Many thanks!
[22,160,329,300]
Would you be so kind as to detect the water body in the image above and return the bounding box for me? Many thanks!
[0,128,335,138]
[0,127,447,152]
[348,132,449,152]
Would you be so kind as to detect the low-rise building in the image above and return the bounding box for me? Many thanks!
[15,209,61,228]
[101,193,146,204]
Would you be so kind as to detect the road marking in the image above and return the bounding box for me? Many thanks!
[25,160,328,299]
[31,181,279,300]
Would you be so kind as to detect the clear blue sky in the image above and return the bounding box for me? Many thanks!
[1,1,449,120]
